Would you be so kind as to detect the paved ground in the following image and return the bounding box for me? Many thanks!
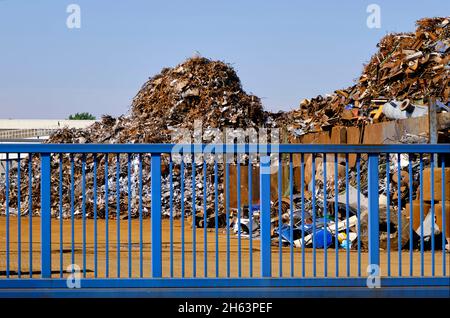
[0,217,448,278]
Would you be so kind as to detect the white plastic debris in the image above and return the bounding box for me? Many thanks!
[415,212,440,237]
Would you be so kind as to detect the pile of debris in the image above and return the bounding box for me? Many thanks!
[280,17,449,137]
[1,17,448,252]
[1,57,269,219]
[47,56,266,145]
[228,153,440,252]
[131,56,266,139]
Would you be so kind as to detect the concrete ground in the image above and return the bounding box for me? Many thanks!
[0,217,448,278]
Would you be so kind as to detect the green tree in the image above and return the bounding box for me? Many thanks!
[68,112,96,120]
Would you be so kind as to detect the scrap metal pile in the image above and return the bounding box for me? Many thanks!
[229,153,447,252]
[0,17,448,252]
[47,56,266,144]
[1,56,268,220]
[278,17,449,137]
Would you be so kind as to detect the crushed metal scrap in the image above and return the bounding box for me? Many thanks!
[277,17,449,136]
[1,56,268,222]
[0,17,449,252]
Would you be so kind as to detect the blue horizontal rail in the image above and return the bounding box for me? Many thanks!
[1,287,449,298]
[0,143,448,297]
[1,277,448,288]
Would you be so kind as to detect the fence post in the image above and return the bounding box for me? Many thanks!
[368,153,380,268]
[260,155,271,277]
[40,153,51,278]
[151,153,162,277]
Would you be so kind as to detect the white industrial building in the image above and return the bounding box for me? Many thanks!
[0,119,96,143]
[0,119,96,175]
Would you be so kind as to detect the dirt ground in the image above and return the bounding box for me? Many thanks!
[0,217,448,278]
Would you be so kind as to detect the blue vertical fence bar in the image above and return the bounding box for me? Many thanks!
[397,153,402,276]
[322,153,327,278]
[151,154,162,278]
[40,153,51,278]
[59,154,63,277]
[70,155,75,268]
[345,154,350,277]
[181,155,185,278]
[419,154,424,276]
[203,159,207,278]
[127,154,132,278]
[334,153,339,277]
[104,154,109,278]
[93,154,98,278]
[169,154,173,278]
[356,154,361,277]
[408,154,413,276]
[237,155,241,278]
[277,155,282,277]
[148,154,152,276]
[441,156,446,277]
[289,153,294,277]
[5,153,10,278]
[248,155,253,278]
[28,154,33,278]
[116,154,121,278]
[260,155,271,277]
[82,154,86,278]
[367,153,380,269]
[430,153,435,276]
[214,157,219,278]
[192,154,196,278]
[139,154,143,278]
[386,154,391,276]
[17,154,21,278]
[301,153,305,278]
[312,154,317,277]
[225,161,230,278]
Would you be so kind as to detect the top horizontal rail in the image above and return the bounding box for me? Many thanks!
[0,143,448,154]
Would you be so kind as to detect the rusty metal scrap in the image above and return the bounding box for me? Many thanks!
[1,17,448,229]
[277,17,450,137]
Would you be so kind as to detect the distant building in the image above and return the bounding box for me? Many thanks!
[0,119,96,175]
[0,119,96,143]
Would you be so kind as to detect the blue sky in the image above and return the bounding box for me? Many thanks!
[0,0,448,119]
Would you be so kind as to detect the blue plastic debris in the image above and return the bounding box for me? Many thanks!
[314,229,333,248]
[273,223,301,244]
[344,104,354,110]
[340,240,350,249]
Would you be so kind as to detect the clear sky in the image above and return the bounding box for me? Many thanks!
[0,0,448,119]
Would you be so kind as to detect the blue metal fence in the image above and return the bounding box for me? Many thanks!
[0,144,449,297]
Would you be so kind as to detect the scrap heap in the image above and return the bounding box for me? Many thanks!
[280,17,449,137]
[131,56,266,139]
[0,17,448,252]
[2,57,267,219]
[47,56,266,144]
